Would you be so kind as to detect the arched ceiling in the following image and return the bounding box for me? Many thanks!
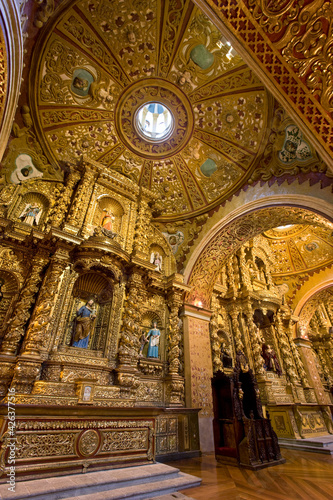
[186,206,333,307]
[263,224,333,276]
[30,0,271,220]
[298,286,333,337]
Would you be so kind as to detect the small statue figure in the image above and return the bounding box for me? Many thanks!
[261,342,282,376]
[18,203,42,226]
[220,341,232,368]
[150,251,162,272]
[72,299,96,349]
[139,330,148,357]
[101,209,115,231]
[146,321,161,358]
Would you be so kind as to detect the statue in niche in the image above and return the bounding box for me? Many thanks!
[101,209,115,231]
[150,251,162,272]
[248,261,259,280]
[18,203,42,226]
[94,208,118,240]
[261,341,282,376]
[259,268,267,283]
[72,299,96,349]
[220,341,233,368]
[146,321,161,358]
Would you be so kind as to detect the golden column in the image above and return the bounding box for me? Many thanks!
[21,254,69,357]
[65,166,96,233]
[0,251,49,356]
[228,308,244,352]
[47,170,80,227]
[209,294,223,373]
[9,251,69,395]
[166,283,186,406]
[115,271,143,395]
[243,301,265,375]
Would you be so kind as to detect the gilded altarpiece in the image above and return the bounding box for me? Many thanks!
[0,165,199,479]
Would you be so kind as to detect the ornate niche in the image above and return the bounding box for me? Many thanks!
[149,244,165,273]
[94,196,124,234]
[61,271,114,354]
[139,311,164,362]
[147,224,176,276]
[137,310,165,405]
[9,190,50,231]
[217,327,233,370]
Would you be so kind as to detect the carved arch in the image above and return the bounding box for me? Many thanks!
[185,203,333,308]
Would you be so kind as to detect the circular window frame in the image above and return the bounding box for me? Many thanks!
[134,101,175,142]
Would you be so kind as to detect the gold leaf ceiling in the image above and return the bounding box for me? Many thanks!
[263,225,333,276]
[31,0,270,220]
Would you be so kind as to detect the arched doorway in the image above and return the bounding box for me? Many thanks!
[182,202,333,451]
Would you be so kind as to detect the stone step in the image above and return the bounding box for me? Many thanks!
[68,473,200,500]
[299,436,333,447]
[279,437,333,455]
[149,493,196,500]
[0,463,202,500]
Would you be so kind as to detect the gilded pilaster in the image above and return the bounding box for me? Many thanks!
[165,290,185,406]
[286,320,309,388]
[133,191,151,258]
[238,247,251,290]
[226,257,237,298]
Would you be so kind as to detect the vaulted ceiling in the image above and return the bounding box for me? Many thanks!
[29,0,272,220]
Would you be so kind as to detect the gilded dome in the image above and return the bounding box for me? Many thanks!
[31,0,270,220]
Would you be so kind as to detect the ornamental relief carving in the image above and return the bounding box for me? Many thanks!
[248,0,333,113]
[136,381,163,401]
[78,430,100,457]
[101,430,148,452]
[205,0,333,164]
[16,433,76,459]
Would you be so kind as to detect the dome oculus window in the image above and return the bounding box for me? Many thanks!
[136,102,173,141]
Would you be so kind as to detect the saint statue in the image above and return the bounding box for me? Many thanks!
[72,299,96,349]
[261,342,282,376]
[146,321,161,358]
[150,251,162,272]
[101,209,115,231]
[220,341,232,368]
[18,203,42,226]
